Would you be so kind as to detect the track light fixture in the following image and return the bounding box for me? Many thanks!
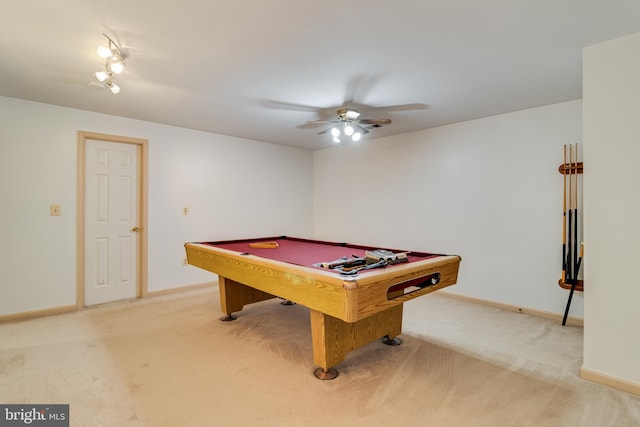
[93,33,127,94]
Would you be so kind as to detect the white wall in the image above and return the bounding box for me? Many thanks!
[314,100,583,316]
[583,33,640,386]
[0,97,314,316]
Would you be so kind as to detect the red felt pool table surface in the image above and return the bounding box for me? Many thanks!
[185,236,461,379]
[201,236,439,270]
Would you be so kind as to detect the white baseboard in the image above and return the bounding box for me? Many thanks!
[145,281,215,297]
[0,304,77,323]
[0,282,216,324]
[437,290,584,327]
[580,367,640,396]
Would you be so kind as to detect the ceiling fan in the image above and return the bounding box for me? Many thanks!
[306,108,392,143]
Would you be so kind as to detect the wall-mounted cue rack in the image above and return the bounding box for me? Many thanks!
[559,143,583,326]
[558,162,583,175]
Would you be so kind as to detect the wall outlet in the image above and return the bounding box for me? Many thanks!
[182,258,188,266]
[182,207,189,215]
[50,204,61,216]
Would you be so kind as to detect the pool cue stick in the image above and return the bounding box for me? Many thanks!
[563,241,583,326]
[562,144,581,326]
[562,144,567,285]
[575,242,584,276]
[574,145,583,277]
[562,277,575,325]
[573,143,579,282]
[562,150,574,327]
[566,144,574,285]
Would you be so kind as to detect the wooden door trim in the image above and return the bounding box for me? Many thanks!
[77,131,149,308]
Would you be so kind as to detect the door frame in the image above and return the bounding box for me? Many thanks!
[76,131,149,307]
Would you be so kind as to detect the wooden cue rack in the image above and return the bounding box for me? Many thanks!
[558,159,584,292]
[558,162,584,175]
[558,278,583,292]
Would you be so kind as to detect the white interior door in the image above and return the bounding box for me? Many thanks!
[84,139,139,305]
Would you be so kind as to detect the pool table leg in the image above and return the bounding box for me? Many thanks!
[309,305,403,380]
[218,276,277,321]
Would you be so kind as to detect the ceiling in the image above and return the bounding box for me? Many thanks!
[2,1,640,150]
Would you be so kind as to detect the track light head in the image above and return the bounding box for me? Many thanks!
[108,82,120,94]
[108,56,125,74]
[97,45,112,58]
[95,71,108,82]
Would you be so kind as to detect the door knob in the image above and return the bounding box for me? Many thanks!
[130,226,140,233]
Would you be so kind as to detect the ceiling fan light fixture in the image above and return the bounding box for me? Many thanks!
[318,108,391,144]
[345,110,360,120]
[344,125,354,136]
[337,108,361,121]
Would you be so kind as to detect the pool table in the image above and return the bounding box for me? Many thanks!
[184,236,461,379]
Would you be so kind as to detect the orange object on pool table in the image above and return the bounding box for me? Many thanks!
[248,241,279,249]
[184,236,461,380]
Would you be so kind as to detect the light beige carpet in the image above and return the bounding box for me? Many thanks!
[1,288,639,426]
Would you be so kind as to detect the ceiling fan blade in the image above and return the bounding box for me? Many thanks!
[354,124,370,135]
[342,74,382,107]
[365,103,429,113]
[262,99,321,112]
[298,118,340,130]
[306,119,339,124]
[360,118,392,125]
[297,122,326,129]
